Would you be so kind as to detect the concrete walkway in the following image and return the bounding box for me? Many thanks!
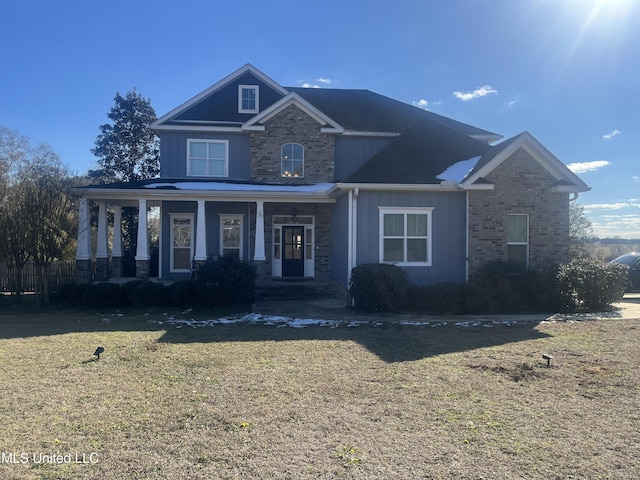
[252,293,640,324]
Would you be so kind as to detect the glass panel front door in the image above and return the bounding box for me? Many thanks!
[282,226,305,277]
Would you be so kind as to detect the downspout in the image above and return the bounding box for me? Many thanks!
[347,189,353,283]
[347,187,360,284]
[352,187,359,275]
[569,192,579,202]
[465,190,470,282]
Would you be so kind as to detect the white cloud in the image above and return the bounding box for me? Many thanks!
[590,214,640,238]
[504,100,518,108]
[566,160,611,173]
[583,201,640,211]
[453,85,498,101]
[412,99,429,109]
[603,129,621,140]
[301,77,333,89]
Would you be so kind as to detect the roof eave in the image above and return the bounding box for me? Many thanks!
[335,182,463,192]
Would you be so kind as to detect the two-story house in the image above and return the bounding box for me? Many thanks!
[75,64,589,299]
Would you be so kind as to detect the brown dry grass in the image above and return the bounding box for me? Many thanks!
[0,309,638,479]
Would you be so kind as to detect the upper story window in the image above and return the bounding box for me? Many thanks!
[281,143,304,177]
[187,139,228,177]
[239,85,259,113]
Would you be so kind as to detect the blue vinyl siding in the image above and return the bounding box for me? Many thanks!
[159,132,250,180]
[355,190,467,286]
[173,72,284,124]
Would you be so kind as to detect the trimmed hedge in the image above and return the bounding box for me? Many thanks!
[349,263,409,312]
[194,254,256,307]
[356,258,626,315]
[557,257,628,312]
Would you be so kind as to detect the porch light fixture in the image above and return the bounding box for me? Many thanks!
[291,207,298,222]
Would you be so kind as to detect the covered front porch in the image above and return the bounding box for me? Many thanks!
[74,180,337,285]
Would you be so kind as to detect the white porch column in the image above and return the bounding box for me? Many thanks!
[75,198,91,260]
[254,201,266,261]
[136,198,149,260]
[112,205,123,258]
[194,200,207,261]
[96,202,109,259]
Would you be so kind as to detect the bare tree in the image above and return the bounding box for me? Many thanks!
[569,202,594,258]
[0,130,76,303]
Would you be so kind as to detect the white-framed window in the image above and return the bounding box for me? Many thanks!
[238,85,259,113]
[170,214,194,272]
[507,214,529,264]
[219,215,243,259]
[378,207,433,266]
[187,139,228,177]
[281,143,304,177]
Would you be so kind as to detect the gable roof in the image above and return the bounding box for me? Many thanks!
[462,131,590,192]
[152,64,288,129]
[342,117,491,184]
[151,64,501,141]
[242,92,343,133]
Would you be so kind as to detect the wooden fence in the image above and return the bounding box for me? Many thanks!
[0,261,77,293]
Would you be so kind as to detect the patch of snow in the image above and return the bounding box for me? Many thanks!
[149,313,530,330]
[143,182,335,194]
[436,156,481,183]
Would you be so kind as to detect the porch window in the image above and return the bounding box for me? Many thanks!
[238,85,259,113]
[187,139,228,177]
[170,214,194,272]
[281,143,304,177]
[507,214,529,264]
[378,207,433,266]
[220,215,243,259]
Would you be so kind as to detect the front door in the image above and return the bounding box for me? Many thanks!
[282,226,305,277]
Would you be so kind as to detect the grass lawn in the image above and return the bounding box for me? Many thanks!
[0,308,638,479]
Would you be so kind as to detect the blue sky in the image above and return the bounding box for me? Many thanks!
[1,0,639,237]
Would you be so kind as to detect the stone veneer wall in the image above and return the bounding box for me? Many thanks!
[468,147,570,276]
[249,104,335,183]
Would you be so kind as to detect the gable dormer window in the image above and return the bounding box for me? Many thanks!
[239,85,259,113]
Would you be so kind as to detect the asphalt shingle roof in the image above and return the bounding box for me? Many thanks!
[343,116,492,184]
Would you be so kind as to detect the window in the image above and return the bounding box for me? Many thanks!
[220,215,243,259]
[507,214,529,264]
[281,143,304,177]
[238,85,259,113]
[187,140,228,177]
[170,215,194,272]
[378,207,433,266]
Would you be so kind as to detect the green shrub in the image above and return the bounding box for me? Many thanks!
[194,254,256,307]
[349,263,409,312]
[123,280,168,308]
[82,283,127,309]
[557,257,628,312]
[170,279,197,307]
[469,261,559,313]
